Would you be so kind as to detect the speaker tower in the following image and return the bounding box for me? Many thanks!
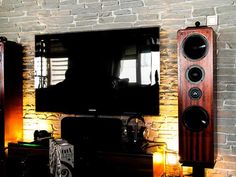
[177,24,216,167]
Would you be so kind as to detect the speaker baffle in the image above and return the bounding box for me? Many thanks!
[182,106,209,132]
[182,34,209,60]
[189,87,202,99]
[186,65,205,84]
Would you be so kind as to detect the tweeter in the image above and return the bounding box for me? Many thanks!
[177,25,216,168]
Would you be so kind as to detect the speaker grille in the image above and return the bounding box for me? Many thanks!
[182,106,209,132]
[182,34,208,60]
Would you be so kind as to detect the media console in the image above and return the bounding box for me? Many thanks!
[76,151,153,177]
[61,116,153,177]
[7,142,49,177]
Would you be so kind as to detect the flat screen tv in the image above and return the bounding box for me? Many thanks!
[35,27,160,116]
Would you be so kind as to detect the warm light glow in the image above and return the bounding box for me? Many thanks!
[165,152,182,177]
[4,108,23,147]
[166,139,178,151]
[153,148,165,177]
[153,152,164,164]
[166,152,179,165]
[23,118,54,142]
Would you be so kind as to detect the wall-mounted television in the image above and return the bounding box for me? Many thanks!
[35,26,160,116]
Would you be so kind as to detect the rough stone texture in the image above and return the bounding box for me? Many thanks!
[0,0,236,176]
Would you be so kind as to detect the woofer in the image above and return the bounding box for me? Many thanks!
[182,34,208,60]
[182,106,209,132]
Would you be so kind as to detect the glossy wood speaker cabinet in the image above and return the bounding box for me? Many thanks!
[177,26,216,167]
[0,37,23,157]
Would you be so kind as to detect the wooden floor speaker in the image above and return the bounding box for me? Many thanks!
[177,25,216,167]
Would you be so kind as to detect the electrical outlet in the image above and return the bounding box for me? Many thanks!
[207,15,218,26]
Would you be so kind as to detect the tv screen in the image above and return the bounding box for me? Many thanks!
[35,27,160,116]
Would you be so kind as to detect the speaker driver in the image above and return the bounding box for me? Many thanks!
[182,106,209,132]
[189,87,202,99]
[182,34,208,60]
[186,65,205,83]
